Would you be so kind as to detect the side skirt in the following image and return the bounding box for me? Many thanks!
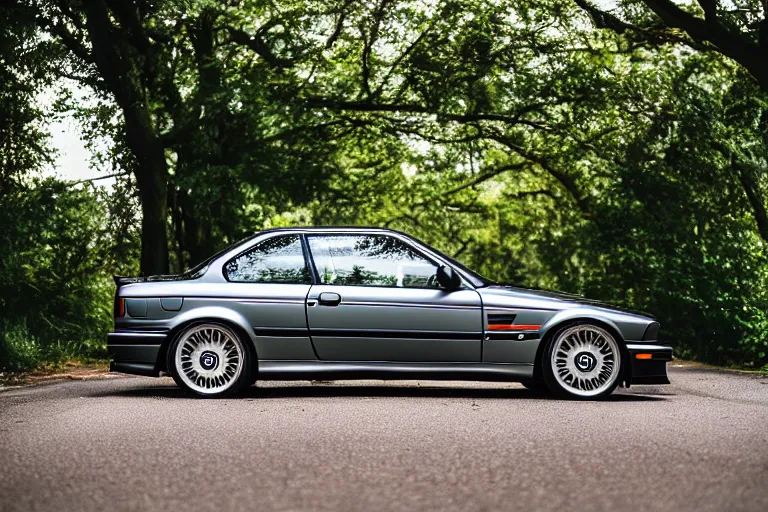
[258,360,534,382]
[110,361,159,377]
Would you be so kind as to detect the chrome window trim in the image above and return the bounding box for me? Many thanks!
[202,228,476,290]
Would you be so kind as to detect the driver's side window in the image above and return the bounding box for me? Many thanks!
[307,235,438,288]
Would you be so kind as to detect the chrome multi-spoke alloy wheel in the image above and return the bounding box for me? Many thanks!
[548,324,622,398]
[173,324,245,396]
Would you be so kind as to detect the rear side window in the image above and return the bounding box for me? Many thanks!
[224,235,311,284]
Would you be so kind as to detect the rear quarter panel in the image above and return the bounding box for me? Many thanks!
[116,281,317,362]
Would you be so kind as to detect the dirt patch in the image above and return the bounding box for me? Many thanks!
[671,359,768,376]
[0,361,113,388]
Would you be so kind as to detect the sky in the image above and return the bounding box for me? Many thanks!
[41,83,116,189]
[47,115,92,180]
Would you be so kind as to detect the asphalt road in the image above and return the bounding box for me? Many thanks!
[1,365,767,512]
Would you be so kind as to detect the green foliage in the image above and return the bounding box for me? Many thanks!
[295,0,768,367]
[0,179,116,371]
[2,0,767,370]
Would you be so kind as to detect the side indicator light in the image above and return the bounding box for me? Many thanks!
[635,353,653,360]
[488,324,541,331]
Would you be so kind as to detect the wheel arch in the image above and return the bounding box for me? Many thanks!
[532,315,630,386]
[156,307,257,374]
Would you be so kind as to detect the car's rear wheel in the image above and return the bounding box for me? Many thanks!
[542,323,622,400]
[169,323,252,397]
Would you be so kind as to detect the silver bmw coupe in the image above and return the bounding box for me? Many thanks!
[109,227,672,399]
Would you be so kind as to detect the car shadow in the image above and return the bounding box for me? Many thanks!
[105,382,667,402]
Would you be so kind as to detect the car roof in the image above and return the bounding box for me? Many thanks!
[250,226,418,239]
[260,226,400,233]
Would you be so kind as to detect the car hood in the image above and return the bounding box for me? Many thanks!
[479,284,655,319]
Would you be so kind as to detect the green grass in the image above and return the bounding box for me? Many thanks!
[1,321,108,374]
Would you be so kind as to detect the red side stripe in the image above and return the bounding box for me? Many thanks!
[487,324,541,331]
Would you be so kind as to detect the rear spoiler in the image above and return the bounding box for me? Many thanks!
[113,274,190,289]
[113,276,145,289]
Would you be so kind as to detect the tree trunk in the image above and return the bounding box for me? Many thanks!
[82,0,169,276]
[736,163,768,244]
[178,189,210,268]
[136,165,170,275]
[170,186,186,273]
[121,106,170,276]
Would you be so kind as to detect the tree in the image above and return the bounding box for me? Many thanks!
[573,0,768,244]
[21,0,176,274]
[575,0,768,92]
[293,0,768,366]
[20,0,358,274]
[0,3,51,190]
[0,5,117,370]
[3,0,767,367]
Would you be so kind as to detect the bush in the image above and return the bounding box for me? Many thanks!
[0,321,42,372]
[0,178,113,371]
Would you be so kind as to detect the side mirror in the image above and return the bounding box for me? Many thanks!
[436,265,462,290]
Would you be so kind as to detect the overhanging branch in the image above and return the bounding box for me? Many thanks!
[225,26,296,68]
[444,162,528,196]
[575,0,768,92]
[36,15,93,63]
[66,171,130,186]
[306,98,551,130]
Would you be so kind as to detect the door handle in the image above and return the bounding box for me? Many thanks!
[318,292,342,307]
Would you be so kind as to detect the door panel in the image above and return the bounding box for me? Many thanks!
[219,234,315,360]
[306,285,482,362]
[190,284,315,360]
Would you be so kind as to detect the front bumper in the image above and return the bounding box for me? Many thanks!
[107,330,167,377]
[626,343,673,385]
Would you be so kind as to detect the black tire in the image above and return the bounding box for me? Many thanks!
[541,322,623,400]
[167,322,253,398]
[248,364,259,387]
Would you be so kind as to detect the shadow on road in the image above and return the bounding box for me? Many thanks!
[103,383,667,402]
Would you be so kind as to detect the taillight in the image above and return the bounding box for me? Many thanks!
[115,297,125,317]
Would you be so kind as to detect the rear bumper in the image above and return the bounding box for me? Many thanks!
[626,343,673,385]
[107,331,166,377]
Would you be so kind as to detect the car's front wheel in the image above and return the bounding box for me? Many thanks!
[168,323,252,397]
[542,323,623,400]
